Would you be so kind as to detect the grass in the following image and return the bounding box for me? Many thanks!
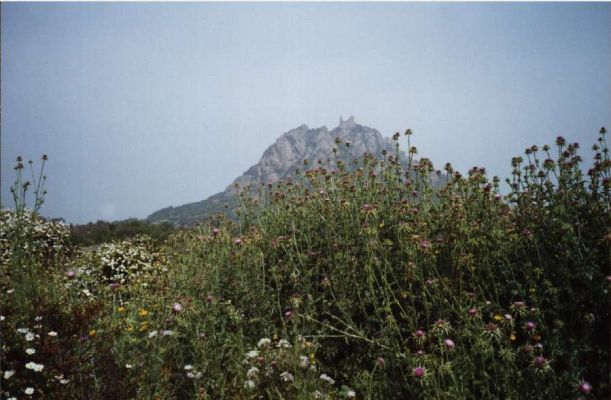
[0,128,609,399]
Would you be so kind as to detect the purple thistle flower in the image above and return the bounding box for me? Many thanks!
[413,366,425,378]
[578,380,592,394]
[468,308,477,316]
[415,329,425,337]
[444,338,455,349]
[212,228,220,236]
[66,271,76,279]
[525,321,537,331]
[534,356,547,368]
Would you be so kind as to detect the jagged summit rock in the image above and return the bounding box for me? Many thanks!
[339,115,357,131]
[147,118,413,226]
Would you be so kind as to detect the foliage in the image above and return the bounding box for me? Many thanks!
[70,218,176,246]
[0,129,609,399]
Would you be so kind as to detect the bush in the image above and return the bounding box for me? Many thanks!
[0,129,609,399]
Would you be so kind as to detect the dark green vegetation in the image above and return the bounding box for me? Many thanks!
[70,218,177,246]
[1,129,609,399]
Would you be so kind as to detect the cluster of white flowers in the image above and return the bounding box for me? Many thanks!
[94,236,161,284]
[241,336,334,394]
[183,365,202,379]
[25,362,44,372]
[0,209,70,266]
[64,236,164,299]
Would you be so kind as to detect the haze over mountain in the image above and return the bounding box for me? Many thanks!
[147,117,430,225]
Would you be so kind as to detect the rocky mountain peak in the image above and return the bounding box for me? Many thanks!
[147,118,415,225]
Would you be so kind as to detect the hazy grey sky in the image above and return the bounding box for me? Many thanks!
[2,2,609,224]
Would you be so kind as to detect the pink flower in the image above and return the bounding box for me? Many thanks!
[233,238,242,245]
[413,366,425,378]
[534,356,547,368]
[65,271,76,279]
[212,228,220,236]
[468,308,477,316]
[504,314,513,321]
[444,338,455,349]
[525,321,537,331]
[578,380,592,394]
[172,302,183,314]
[415,329,425,337]
[376,357,385,368]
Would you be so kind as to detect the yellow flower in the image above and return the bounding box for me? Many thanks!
[510,333,517,341]
[89,329,97,337]
[138,309,149,317]
[127,326,134,332]
[117,306,125,313]
[493,315,502,321]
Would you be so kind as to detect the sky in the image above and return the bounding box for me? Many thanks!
[1,2,609,224]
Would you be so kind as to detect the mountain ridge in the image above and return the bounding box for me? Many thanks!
[147,117,421,225]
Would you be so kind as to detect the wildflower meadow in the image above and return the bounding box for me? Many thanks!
[1,128,609,399]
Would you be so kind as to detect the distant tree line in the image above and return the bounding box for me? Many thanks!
[70,218,176,246]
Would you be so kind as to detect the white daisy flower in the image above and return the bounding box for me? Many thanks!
[184,365,193,371]
[48,331,58,337]
[25,332,35,342]
[319,373,335,385]
[276,339,291,348]
[244,379,256,390]
[3,370,15,379]
[246,366,259,378]
[280,371,294,382]
[25,362,44,372]
[25,348,36,355]
[246,350,259,359]
[24,387,35,395]
[257,338,271,348]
